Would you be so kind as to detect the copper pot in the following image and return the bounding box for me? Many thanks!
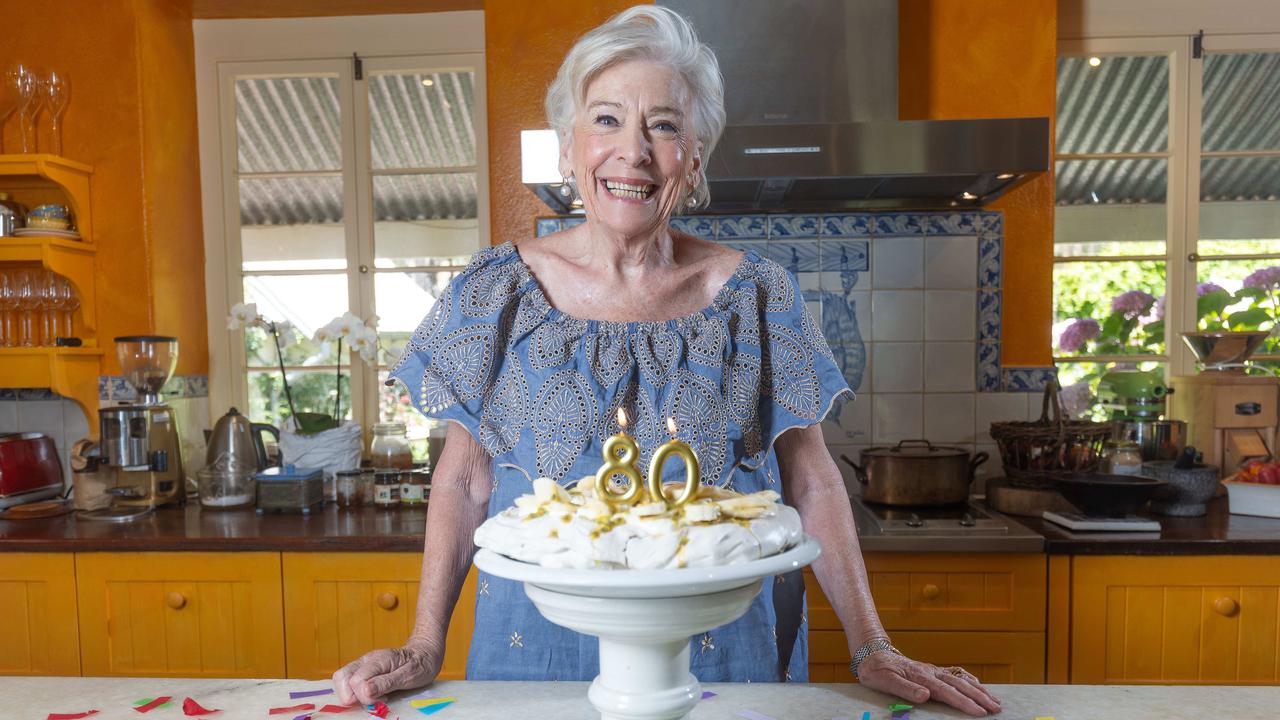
[844,439,988,506]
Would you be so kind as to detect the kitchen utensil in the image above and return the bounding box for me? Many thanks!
[198,467,255,510]
[0,500,73,520]
[206,407,279,472]
[254,464,323,514]
[1182,331,1270,371]
[1097,367,1172,421]
[0,432,64,509]
[26,204,70,230]
[1112,419,1187,461]
[990,383,1111,487]
[1143,459,1220,517]
[1169,372,1277,474]
[1051,473,1167,518]
[0,192,26,236]
[845,439,988,506]
[984,477,1080,518]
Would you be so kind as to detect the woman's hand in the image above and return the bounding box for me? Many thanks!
[855,650,1003,717]
[332,637,442,706]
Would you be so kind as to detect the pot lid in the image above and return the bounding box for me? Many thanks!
[864,439,968,458]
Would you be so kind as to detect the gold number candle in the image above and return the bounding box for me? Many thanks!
[647,418,700,508]
[595,408,644,506]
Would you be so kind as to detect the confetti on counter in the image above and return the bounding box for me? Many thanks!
[409,697,456,715]
[1035,717,1056,720]
[887,703,913,712]
[47,712,99,720]
[861,713,871,720]
[318,704,361,713]
[291,689,335,700]
[367,701,391,718]
[269,704,315,715]
[734,711,778,720]
[133,697,173,713]
[182,697,220,716]
[701,691,717,699]
[291,714,312,720]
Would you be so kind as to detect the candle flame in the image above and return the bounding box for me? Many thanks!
[666,417,678,435]
[617,407,628,429]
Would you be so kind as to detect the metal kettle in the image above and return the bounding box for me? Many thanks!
[206,407,280,471]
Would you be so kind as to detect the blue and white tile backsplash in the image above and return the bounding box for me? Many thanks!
[537,210,1057,492]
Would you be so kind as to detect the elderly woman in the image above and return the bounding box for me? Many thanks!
[334,6,1000,716]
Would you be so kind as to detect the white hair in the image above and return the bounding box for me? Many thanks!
[545,5,725,212]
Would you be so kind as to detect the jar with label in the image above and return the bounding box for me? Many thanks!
[374,469,401,509]
[370,422,414,470]
[1102,440,1144,476]
[400,470,426,506]
[336,469,362,508]
[360,468,376,505]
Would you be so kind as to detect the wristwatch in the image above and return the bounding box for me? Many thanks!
[849,637,900,679]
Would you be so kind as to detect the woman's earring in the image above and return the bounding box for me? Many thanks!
[559,176,574,198]
[686,196,698,208]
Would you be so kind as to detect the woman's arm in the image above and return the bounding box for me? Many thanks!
[333,422,493,704]
[774,424,1000,716]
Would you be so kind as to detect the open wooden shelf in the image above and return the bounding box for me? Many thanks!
[0,155,94,242]
[0,347,104,421]
[0,236,98,340]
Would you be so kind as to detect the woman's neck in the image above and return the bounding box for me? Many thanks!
[567,221,679,278]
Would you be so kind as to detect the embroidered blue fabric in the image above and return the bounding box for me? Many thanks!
[388,241,853,682]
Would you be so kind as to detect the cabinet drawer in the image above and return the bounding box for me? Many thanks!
[806,553,1046,632]
[1072,556,1280,684]
[809,630,1045,684]
[76,552,284,677]
[1214,385,1277,428]
[0,553,80,675]
[282,553,476,681]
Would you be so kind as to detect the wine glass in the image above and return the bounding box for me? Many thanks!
[42,71,69,156]
[0,64,22,154]
[52,273,78,340]
[33,269,55,345]
[0,270,15,347]
[13,268,36,346]
[12,65,38,153]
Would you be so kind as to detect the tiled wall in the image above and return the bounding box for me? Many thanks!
[537,210,1057,493]
[0,376,210,488]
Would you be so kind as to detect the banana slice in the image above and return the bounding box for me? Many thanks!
[631,501,668,517]
[683,501,721,523]
[514,495,543,518]
[576,497,612,521]
[716,496,771,519]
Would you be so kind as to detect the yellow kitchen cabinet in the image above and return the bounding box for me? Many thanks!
[1072,555,1280,684]
[804,553,1047,683]
[76,552,284,677]
[0,553,80,675]
[282,553,476,680]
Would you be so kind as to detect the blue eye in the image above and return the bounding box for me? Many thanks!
[594,114,618,126]
[653,121,678,133]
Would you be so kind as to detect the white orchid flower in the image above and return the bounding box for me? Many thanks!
[348,324,379,364]
[336,312,364,339]
[227,302,260,330]
[273,319,295,342]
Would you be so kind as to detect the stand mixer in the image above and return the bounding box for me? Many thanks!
[80,336,184,522]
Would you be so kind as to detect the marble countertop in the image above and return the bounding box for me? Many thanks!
[4,677,1277,720]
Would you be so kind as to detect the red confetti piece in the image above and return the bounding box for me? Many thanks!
[318,705,361,713]
[47,712,99,720]
[367,701,391,718]
[134,697,173,713]
[183,697,220,716]
[269,704,315,715]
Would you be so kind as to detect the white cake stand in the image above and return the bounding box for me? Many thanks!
[474,535,822,720]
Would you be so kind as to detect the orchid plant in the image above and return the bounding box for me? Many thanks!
[228,303,379,434]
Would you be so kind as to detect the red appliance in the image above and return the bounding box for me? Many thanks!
[0,433,64,509]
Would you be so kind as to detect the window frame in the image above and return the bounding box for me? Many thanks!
[1054,33,1280,377]
[194,13,487,435]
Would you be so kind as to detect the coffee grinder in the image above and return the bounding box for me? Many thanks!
[1170,331,1278,476]
[83,336,185,520]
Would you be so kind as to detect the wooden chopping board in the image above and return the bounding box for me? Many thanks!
[985,477,1080,517]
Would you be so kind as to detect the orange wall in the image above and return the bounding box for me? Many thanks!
[900,0,1057,367]
[485,0,639,245]
[0,0,208,375]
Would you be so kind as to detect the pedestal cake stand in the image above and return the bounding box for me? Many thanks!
[474,535,821,720]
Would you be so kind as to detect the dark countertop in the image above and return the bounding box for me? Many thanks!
[4,493,1280,555]
[1010,494,1280,555]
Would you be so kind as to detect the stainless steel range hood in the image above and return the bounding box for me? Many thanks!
[525,0,1049,213]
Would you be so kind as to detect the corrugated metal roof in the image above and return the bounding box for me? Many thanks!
[235,71,477,226]
[1057,52,1280,205]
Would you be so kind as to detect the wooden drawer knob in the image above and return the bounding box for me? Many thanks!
[377,592,399,611]
[1214,597,1239,617]
[166,592,187,610]
[921,584,941,600]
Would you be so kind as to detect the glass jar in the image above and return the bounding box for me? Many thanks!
[1103,440,1144,476]
[370,422,414,470]
[374,469,401,509]
[360,468,376,506]
[336,469,362,508]
[400,469,426,507]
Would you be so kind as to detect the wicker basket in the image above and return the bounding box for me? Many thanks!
[989,383,1112,488]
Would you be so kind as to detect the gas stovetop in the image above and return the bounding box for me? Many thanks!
[848,495,1045,552]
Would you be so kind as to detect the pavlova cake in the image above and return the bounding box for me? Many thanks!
[474,476,803,569]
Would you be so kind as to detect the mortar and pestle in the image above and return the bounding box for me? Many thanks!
[1142,446,1221,517]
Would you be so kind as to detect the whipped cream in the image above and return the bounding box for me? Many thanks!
[474,476,803,569]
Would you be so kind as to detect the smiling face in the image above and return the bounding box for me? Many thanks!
[561,59,701,239]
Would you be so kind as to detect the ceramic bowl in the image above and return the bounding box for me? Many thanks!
[1143,460,1221,517]
[1053,473,1167,517]
[26,204,71,230]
